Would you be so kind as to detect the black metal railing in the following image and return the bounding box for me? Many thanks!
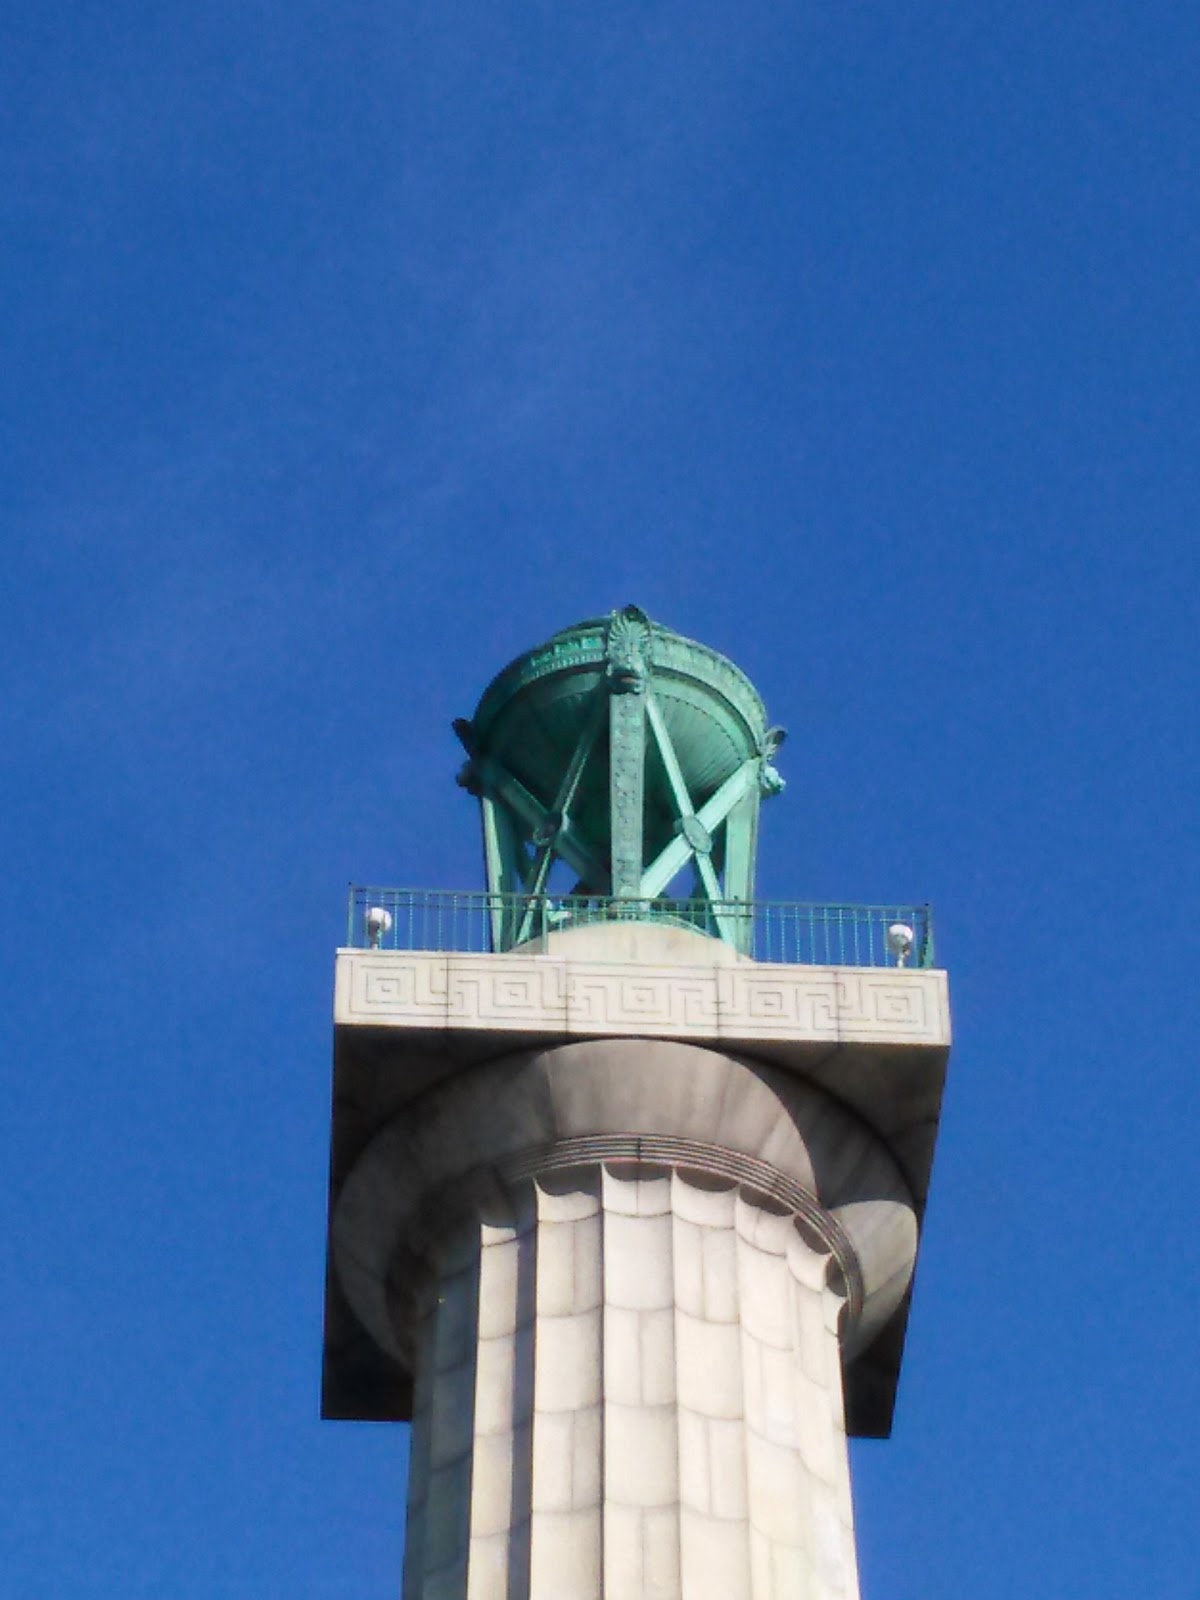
[346,888,936,969]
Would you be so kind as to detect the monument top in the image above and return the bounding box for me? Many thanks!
[452,606,787,951]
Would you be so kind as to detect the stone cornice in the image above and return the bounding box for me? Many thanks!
[335,949,951,1050]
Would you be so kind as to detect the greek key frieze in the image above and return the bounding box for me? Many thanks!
[338,951,948,1047]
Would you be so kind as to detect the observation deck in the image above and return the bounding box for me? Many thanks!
[345,887,937,968]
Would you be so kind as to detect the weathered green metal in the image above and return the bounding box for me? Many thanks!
[453,606,788,952]
[346,886,938,969]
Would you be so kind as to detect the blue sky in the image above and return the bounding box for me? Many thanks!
[2,1,1197,1594]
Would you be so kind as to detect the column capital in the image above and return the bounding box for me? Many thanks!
[330,1039,917,1437]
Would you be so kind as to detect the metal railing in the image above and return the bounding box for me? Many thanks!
[345,887,936,969]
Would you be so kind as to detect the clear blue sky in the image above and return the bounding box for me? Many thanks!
[2,2,1197,1595]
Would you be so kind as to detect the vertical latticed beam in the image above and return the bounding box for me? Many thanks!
[720,791,759,952]
[481,797,525,951]
[608,689,647,900]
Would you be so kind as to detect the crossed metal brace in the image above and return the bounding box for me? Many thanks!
[455,682,768,950]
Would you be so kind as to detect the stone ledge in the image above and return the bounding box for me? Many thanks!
[335,949,951,1049]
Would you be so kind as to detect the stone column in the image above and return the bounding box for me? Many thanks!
[332,1037,919,1600]
[400,1162,860,1600]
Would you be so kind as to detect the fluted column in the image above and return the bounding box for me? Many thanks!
[401,1163,859,1600]
[333,1037,920,1600]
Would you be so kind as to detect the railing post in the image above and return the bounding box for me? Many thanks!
[919,906,935,969]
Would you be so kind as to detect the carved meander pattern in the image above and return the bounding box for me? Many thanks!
[344,952,946,1044]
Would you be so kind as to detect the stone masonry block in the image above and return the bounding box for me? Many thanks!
[468,1431,515,1539]
[604,1210,675,1310]
[477,1239,521,1340]
[534,1222,579,1319]
[797,1385,842,1488]
[473,1333,517,1438]
[531,1407,601,1512]
[638,1307,677,1408]
[759,1344,801,1450]
[707,1416,749,1522]
[769,1539,814,1600]
[528,1507,601,1600]
[571,1405,603,1510]
[739,1332,766,1439]
[680,1508,752,1600]
[736,1239,791,1350]
[643,1504,683,1598]
[744,1430,805,1547]
[533,1310,602,1411]
[465,1530,510,1600]
[601,1504,644,1598]
[677,1407,711,1514]
[569,1216,604,1314]
[602,1305,642,1405]
[670,1215,705,1317]
[748,1524,772,1600]
[701,1225,740,1323]
[604,1400,679,1508]
[812,1492,855,1596]
[676,1311,744,1419]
